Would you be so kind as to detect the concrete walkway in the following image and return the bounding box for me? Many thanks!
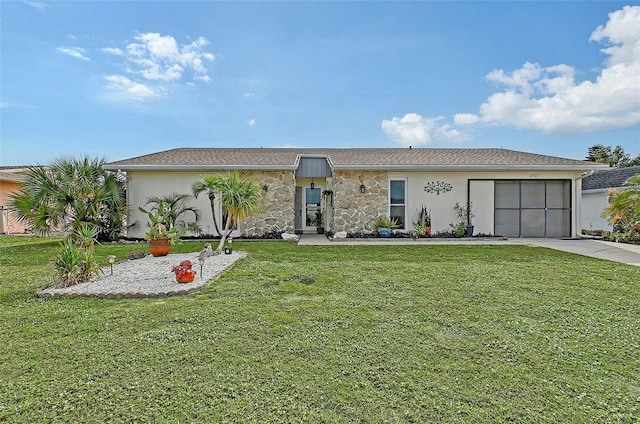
[297,233,640,267]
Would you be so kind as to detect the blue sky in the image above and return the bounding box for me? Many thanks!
[1,1,639,165]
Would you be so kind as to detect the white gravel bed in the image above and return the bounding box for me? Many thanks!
[37,251,245,299]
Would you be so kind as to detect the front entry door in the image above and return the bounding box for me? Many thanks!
[305,187,322,231]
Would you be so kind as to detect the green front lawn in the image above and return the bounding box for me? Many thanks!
[1,237,638,422]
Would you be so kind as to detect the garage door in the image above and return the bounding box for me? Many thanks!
[494,180,571,238]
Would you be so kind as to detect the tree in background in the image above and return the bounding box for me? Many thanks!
[9,156,127,241]
[586,144,640,168]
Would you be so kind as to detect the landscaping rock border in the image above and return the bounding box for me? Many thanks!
[37,251,245,299]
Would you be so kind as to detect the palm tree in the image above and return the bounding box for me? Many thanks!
[9,156,126,241]
[193,171,262,253]
[192,177,224,237]
[144,192,202,234]
[603,174,640,233]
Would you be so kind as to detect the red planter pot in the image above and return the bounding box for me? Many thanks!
[149,238,171,257]
[175,272,196,283]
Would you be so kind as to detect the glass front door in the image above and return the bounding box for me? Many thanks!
[305,187,322,229]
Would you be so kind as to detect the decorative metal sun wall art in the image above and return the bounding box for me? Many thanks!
[424,180,453,195]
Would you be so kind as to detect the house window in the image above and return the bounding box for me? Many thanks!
[389,179,406,229]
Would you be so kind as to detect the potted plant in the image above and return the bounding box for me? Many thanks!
[453,202,475,237]
[413,206,432,236]
[139,201,185,257]
[172,259,196,283]
[373,216,400,238]
[315,209,325,234]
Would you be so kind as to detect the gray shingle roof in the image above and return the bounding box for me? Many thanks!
[104,147,604,171]
[582,166,640,190]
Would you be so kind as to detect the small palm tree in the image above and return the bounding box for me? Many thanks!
[603,174,640,233]
[9,156,126,241]
[194,171,262,253]
[192,178,223,237]
[144,192,202,234]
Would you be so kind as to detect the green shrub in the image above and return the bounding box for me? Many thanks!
[53,224,100,287]
[373,216,399,231]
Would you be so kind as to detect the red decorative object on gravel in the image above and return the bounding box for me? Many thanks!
[172,260,196,283]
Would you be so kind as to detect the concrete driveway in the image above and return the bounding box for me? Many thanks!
[511,238,640,267]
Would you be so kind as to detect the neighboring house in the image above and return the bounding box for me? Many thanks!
[0,166,29,234]
[105,148,607,239]
[581,166,640,232]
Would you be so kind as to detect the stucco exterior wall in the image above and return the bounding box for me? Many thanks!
[581,190,613,231]
[0,180,28,234]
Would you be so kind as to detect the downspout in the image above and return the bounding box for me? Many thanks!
[574,170,596,238]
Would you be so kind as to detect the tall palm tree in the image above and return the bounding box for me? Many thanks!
[9,156,126,241]
[193,171,262,252]
[144,192,202,234]
[192,177,223,237]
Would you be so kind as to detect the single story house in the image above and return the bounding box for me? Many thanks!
[104,148,608,239]
[581,165,640,232]
[0,166,29,234]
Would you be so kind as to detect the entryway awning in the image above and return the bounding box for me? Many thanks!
[295,156,332,178]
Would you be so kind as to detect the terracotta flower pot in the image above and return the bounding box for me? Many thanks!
[175,272,196,283]
[149,238,171,257]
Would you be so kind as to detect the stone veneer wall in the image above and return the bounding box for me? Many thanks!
[332,170,388,233]
[239,170,296,236]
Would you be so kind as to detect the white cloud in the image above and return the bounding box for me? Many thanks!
[99,32,215,103]
[56,47,90,61]
[23,1,48,11]
[381,113,468,146]
[453,113,480,125]
[123,32,215,82]
[243,92,256,98]
[102,75,158,102]
[196,75,211,83]
[102,47,124,55]
[459,5,640,134]
[0,98,34,109]
[248,118,256,126]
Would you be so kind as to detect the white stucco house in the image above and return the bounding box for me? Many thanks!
[581,166,640,232]
[104,148,608,239]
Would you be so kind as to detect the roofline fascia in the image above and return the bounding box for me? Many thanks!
[583,185,639,194]
[582,188,609,194]
[103,164,297,172]
[104,163,609,172]
[332,164,609,172]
